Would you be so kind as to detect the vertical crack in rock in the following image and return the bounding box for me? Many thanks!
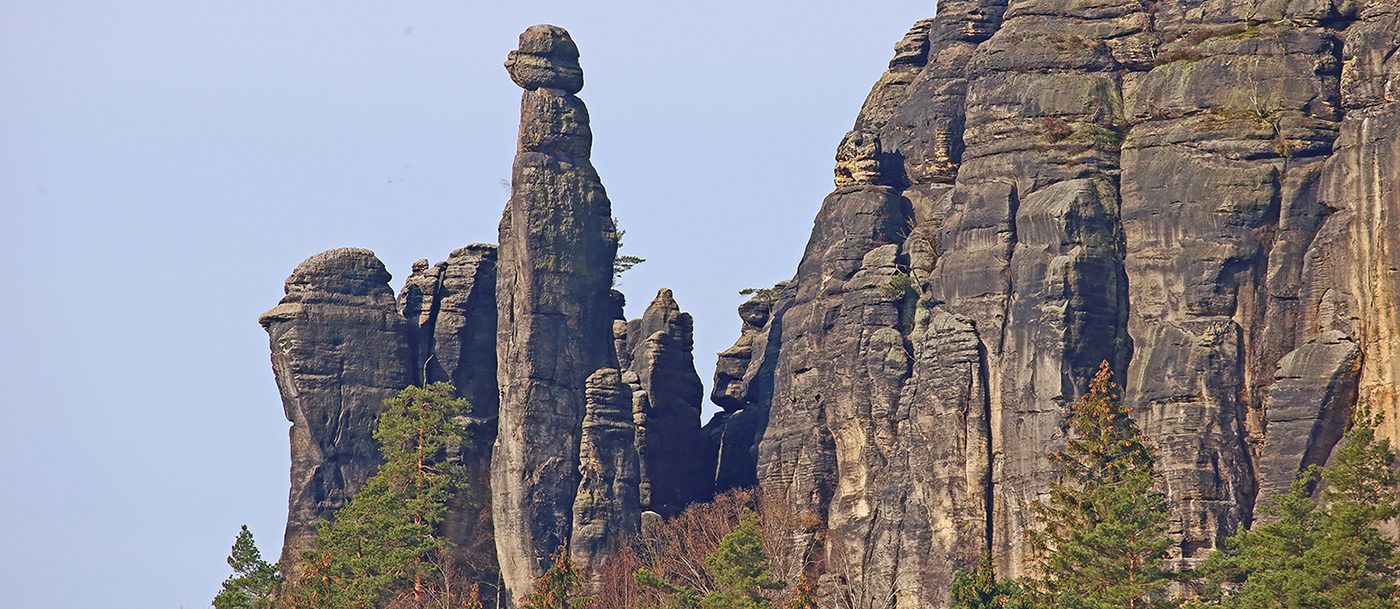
[397,245,502,586]
[1256,331,1361,505]
[708,283,791,492]
[493,24,619,603]
[1120,1,1356,562]
[259,248,415,578]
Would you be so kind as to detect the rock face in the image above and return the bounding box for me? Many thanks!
[399,245,499,411]
[261,12,1400,609]
[397,245,501,583]
[729,2,1400,607]
[621,289,710,515]
[571,368,640,585]
[263,26,714,604]
[708,285,790,492]
[259,248,416,576]
[262,246,505,583]
[493,23,623,603]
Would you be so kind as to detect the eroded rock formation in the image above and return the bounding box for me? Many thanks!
[260,11,1400,609]
[259,248,415,576]
[493,23,623,601]
[397,244,501,583]
[733,2,1400,607]
[620,289,710,516]
[571,368,640,585]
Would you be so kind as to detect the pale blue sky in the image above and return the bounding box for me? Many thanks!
[0,2,934,607]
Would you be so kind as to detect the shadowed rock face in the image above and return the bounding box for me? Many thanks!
[399,245,499,413]
[397,245,501,586]
[493,23,621,604]
[259,248,415,577]
[733,2,1400,606]
[622,289,710,516]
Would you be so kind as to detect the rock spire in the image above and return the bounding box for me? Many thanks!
[492,23,623,603]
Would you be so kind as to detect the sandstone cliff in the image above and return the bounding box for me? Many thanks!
[259,248,416,577]
[260,10,1400,608]
[733,1,1400,606]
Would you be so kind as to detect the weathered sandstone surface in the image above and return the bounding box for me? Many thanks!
[733,1,1400,606]
[261,9,1400,607]
[493,23,623,600]
[259,248,416,576]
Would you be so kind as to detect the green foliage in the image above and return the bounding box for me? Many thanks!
[213,525,282,609]
[519,545,598,609]
[783,573,818,609]
[609,220,644,283]
[615,255,646,279]
[1193,405,1400,608]
[881,272,917,300]
[291,382,470,609]
[1025,361,1180,609]
[738,287,778,299]
[950,555,1023,609]
[636,510,785,609]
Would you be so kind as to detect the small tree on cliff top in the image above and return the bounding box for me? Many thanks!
[1026,361,1179,609]
[285,382,469,609]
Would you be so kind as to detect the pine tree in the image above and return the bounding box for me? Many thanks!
[1195,405,1400,608]
[635,510,785,609]
[949,555,1023,609]
[1026,361,1179,609]
[783,573,818,609]
[289,382,470,609]
[213,525,282,609]
[518,545,599,609]
[1191,470,1326,608]
[1314,405,1400,607]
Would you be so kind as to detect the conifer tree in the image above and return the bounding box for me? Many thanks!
[949,555,1022,609]
[288,382,470,609]
[213,525,282,609]
[519,544,599,609]
[1026,361,1179,609]
[783,573,818,609]
[1195,405,1400,608]
[635,509,785,609]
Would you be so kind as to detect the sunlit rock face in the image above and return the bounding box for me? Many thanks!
[734,1,1400,606]
[261,10,1400,608]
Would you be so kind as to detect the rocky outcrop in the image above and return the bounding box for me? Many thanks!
[259,11,1400,608]
[397,245,501,585]
[259,248,415,576]
[731,2,1396,606]
[571,368,640,585]
[493,24,622,603]
[399,245,499,412]
[1257,331,1361,502]
[620,289,709,516]
[1314,1,1400,448]
[708,285,791,492]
